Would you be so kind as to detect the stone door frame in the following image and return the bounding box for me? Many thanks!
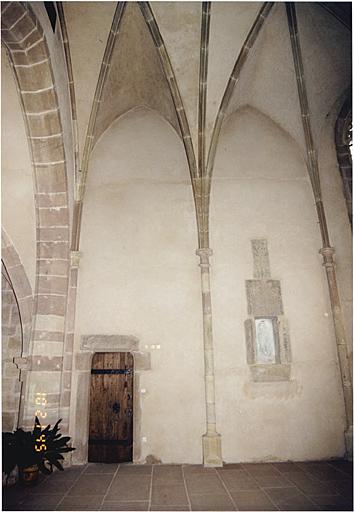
[71,335,151,465]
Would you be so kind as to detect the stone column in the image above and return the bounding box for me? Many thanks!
[320,247,353,458]
[59,250,81,436]
[196,248,222,466]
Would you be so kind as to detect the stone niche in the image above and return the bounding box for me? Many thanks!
[244,240,291,382]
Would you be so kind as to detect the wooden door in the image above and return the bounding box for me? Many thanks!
[88,352,133,463]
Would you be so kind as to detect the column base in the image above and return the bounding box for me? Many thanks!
[345,426,353,461]
[202,433,223,467]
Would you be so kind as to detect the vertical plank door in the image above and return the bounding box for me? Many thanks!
[88,352,133,463]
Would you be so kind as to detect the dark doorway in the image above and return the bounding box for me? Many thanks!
[88,352,133,463]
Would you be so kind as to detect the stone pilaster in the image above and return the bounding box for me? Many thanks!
[196,248,222,467]
[320,247,353,459]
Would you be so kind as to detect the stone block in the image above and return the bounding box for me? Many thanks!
[37,294,67,316]
[18,296,34,323]
[22,88,57,113]
[33,330,63,342]
[65,333,74,352]
[244,319,255,364]
[250,364,291,382]
[35,163,68,193]
[246,280,283,316]
[37,226,69,243]
[35,313,65,332]
[30,356,63,371]
[37,259,69,277]
[252,239,271,279]
[7,16,38,47]
[32,340,63,357]
[63,353,73,371]
[38,240,69,259]
[9,264,32,299]
[36,194,68,209]
[133,351,151,371]
[2,412,16,432]
[16,60,52,92]
[38,275,68,295]
[75,352,93,371]
[12,39,49,66]
[8,336,22,352]
[202,433,223,467]
[63,371,72,390]
[81,334,139,352]
[1,3,26,29]
[1,245,21,267]
[60,390,71,407]
[31,135,65,164]
[27,110,62,137]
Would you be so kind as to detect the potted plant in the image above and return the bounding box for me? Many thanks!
[2,416,75,486]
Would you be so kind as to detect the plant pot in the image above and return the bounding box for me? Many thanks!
[19,465,39,486]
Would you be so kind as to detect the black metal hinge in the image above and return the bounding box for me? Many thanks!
[91,369,132,375]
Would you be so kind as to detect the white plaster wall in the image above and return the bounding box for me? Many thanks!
[75,108,205,463]
[210,107,347,462]
[1,47,36,291]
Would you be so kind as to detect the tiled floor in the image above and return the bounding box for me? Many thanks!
[2,460,353,511]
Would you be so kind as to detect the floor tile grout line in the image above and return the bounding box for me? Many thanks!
[99,463,121,510]
[54,464,88,510]
[148,464,154,511]
[214,466,239,511]
[237,464,282,510]
[181,464,192,511]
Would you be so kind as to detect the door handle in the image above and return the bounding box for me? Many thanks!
[112,402,120,415]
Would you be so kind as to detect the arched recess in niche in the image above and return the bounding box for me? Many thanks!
[210,104,345,462]
[1,230,33,431]
[335,94,352,224]
[74,106,205,464]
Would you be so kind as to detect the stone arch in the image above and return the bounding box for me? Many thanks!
[335,94,352,224]
[1,229,33,356]
[1,230,33,430]
[2,2,70,428]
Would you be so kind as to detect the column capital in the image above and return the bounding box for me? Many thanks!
[196,248,213,265]
[70,250,81,268]
[319,246,335,268]
[13,356,29,371]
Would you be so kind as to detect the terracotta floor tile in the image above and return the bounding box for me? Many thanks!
[151,483,189,507]
[265,486,319,511]
[254,474,295,488]
[219,472,260,491]
[189,492,236,511]
[57,495,104,510]
[287,472,341,496]
[311,494,353,511]
[101,500,149,510]
[230,489,278,510]
[84,463,119,474]
[185,474,226,494]
[15,494,65,511]
[68,474,113,496]
[242,463,282,476]
[106,476,151,501]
